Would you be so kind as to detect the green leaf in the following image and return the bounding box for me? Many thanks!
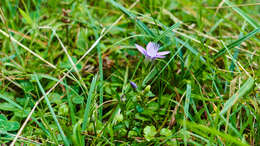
[0,94,22,110]
[19,8,33,25]
[114,112,123,123]
[135,113,149,121]
[14,109,30,118]
[19,80,34,93]
[0,103,18,111]
[128,131,138,138]
[0,117,20,132]
[136,105,144,113]
[147,102,159,111]
[49,93,62,104]
[72,120,84,146]
[58,104,69,116]
[0,114,7,121]
[0,121,9,132]
[5,121,20,131]
[76,29,88,50]
[60,56,82,71]
[72,95,84,104]
[160,128,172,137]
[220,77,254,115]
[144,125,157,141]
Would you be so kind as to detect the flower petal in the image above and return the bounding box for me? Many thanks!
[154,55,166,59]
[146,42,159,57]
[157,51,170,56]
[135,44,147,56]
[130,81,138,89]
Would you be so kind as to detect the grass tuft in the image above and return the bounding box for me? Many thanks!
[0,0,259,145]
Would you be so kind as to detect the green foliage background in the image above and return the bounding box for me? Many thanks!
[0,0,259,145]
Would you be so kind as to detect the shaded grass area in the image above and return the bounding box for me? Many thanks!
[0,0,259,145]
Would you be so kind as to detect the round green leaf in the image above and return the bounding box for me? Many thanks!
[160,128,172,137]
[144,125,157,141]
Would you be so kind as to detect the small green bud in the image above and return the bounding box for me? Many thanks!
[144,85,151,94]
[115,113,123,122]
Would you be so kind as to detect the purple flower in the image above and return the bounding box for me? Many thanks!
[130,81,138,89]
[135,42,170,60]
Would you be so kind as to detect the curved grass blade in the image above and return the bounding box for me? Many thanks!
[150,40,186,84]
[82,74,98,131]
[85,5,104,122]
[0,93,50,137]
[142,67,158,87]
[176,38,206,63]
[154,22,180,43]
[38,73,81,97]
[0,94,22,109]
[220,77,254,115]
[64,79,76,125]
[184,83,191,119]
[224,0,259,29]
[185,121,249,146]
[214,27,260,59]
[107,0,155,37]
[34,73,70,146]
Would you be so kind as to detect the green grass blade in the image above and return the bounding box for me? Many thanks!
[38,74,81,97]
[228,23,245,74]
[183,83,191,146]
[214,27,260,59]
[85,5,104,122]
[122,66,129,94]
[34,73,70,146]
[18,8,33,26]
[72,120,84,146]
[65,79,76,125]
[150,20,207,63]
[155,22,180,43]
[142,67,158,87]
[0,93,50,137]
[184,83,191,118]
[0,94,23,109]
[220,77,254,115]
[151,42,184,84]
[176,38,206,63]
[224,0,259,29]
[220,115,242,139]
[185,121,249,146]
[97,47,104,122]
[221,40,241,74]
[82,74,98,131]
[130,57,143,80]
[107,0,155,37]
